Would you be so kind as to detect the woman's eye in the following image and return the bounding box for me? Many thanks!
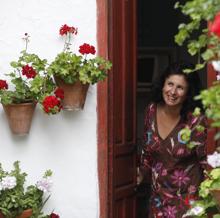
[177,86,184,90]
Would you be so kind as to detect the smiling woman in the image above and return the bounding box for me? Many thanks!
[138,61,207,218]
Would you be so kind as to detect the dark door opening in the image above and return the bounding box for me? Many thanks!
[136,1,207,217]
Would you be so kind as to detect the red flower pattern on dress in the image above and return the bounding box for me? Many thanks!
[0,80,8,90]
[54,87,64,99]
[59,24,77,36]
[22,65,37,78]
[42,95,62,114]
[50,213,60,218]
[79,43,96,55]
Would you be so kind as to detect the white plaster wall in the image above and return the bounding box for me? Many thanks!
[0,1,99,217]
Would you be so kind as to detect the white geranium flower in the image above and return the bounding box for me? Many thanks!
[212,60,220,72]
[36,176,53,193]
[1,176,17,190]
[207,152,220,168]
[217,74,220,81]
[190,206,204,215]
[0,183,3,192]
[183,205,205,217]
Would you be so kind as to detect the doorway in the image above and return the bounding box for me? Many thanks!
[96,0,210,218]
[135,1,207,217]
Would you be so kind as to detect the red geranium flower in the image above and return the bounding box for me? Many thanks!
[42,95,62,114]
[79,43,96,55]
[184,195,197,207]
[0,79,8,90]
[50,213,60,218]
[59,24,77,36]
[54,87,64,99]
[209,13,220,37]
[22,65,37,79]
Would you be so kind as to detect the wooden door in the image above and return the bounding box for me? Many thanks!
[108,0,137,217]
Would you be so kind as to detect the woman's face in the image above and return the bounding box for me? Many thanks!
[162,74,189,107]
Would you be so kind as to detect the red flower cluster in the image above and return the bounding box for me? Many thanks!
[22,65,37,79]
[0,79,8,90]
[42,96,62,114]
[184,195,197,207]
[209,13,220,37]
[54,87,64,99]
[50,213,60,218]
[59,24,78,36]
[79,43,96,55]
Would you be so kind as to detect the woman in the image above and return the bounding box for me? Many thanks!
[140,62,207,218]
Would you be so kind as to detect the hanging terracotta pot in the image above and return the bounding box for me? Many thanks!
[0,211,4,218]
[2,102,36,135]
[54,76,89,111]
[210,189,220,208]
[17,209,33,218]
[0,209,32,218]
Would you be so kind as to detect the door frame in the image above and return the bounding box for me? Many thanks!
[97,0,109,217]
[97,0,137,217]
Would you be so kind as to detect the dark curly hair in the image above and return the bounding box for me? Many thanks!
[151,61,203,120]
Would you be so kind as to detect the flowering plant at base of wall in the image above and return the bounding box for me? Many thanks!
[0,161,59,218]
[47,24,112,85]
[0,33,63,115]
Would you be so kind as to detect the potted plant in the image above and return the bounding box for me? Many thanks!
[0,33,63,135]
[0,161,55,218]
[47,24,112,110]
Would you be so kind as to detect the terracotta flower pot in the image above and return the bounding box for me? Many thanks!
[0,211,4,218]
[54,76,89,111]
[17,209,33,218]
[2,102,36,135]
[0,209,32,218]
[210,189,220,208]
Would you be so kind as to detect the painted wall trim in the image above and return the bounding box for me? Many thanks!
[97,0,109,217]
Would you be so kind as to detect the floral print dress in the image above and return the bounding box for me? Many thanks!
[141,103,207,218]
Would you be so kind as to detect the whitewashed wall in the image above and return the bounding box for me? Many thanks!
[0,1,99,217]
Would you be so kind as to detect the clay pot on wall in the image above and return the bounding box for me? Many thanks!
[0,209,32,218]
[17,209,33,218]
[2,102,36,135]
[54,77,89,111]
[0,211,4,218]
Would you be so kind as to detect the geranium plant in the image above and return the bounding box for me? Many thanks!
[183,152,220,217]
[0,33,62,115]
[47,24,112,84]
[174,0,220,72]
[0,161,55,218]
[175,1,220,217]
